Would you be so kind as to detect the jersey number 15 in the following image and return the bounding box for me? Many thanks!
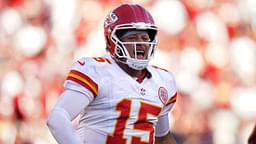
[106,99,161,144]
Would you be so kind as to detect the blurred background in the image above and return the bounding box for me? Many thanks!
[0,0,256,143]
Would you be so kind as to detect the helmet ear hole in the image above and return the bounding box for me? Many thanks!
[116,42,125,56]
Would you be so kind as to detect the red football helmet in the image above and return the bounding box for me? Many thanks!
[104,3,158,70]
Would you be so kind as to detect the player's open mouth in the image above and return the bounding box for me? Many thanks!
[136,50,145,59]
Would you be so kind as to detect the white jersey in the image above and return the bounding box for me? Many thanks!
[64,55,177,144]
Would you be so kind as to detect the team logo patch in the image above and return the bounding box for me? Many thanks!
[158,87,168,104]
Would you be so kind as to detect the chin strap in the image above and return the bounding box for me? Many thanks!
[126,58,149,70]
[113,56,149,70]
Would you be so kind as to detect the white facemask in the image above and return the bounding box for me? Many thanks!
[110,23,158,70]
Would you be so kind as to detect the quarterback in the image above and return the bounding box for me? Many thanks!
[47,3,178,144]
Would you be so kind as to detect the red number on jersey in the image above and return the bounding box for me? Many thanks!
[93,57,112,64]
[106,99,161,144]
[106,99,131,144]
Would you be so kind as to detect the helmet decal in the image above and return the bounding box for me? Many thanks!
[104,12,118,28]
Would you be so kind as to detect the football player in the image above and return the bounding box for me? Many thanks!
[47,3,178,144]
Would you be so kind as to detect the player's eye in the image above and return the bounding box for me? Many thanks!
[142,36,150,42]
[122,36,137,42]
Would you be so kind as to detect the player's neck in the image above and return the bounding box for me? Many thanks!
[115,60,145,78]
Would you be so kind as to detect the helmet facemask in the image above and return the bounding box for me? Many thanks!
[111,23,157,70]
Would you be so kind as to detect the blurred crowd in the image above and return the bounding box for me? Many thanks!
[0,0,256,143]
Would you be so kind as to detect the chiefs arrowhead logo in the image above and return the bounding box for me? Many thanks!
[158,87,168,104]
[104,12,118,27]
